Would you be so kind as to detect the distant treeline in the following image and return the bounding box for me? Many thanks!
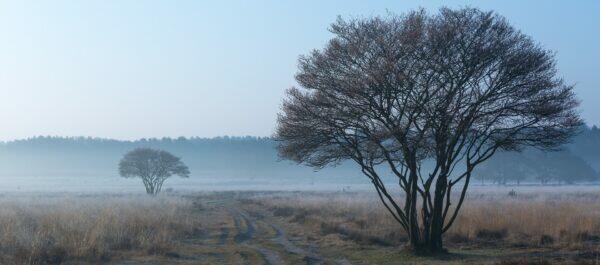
[0,135,359,179]
[475,125,600,185]
[0,126,599,184]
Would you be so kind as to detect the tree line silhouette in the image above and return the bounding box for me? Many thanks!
[0,126,598,183]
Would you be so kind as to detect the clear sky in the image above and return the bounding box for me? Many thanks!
[0,0,598,141]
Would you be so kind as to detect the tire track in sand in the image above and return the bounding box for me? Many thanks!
[233,210,285,265]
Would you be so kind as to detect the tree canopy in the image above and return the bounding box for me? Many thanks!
[119,148,190,195]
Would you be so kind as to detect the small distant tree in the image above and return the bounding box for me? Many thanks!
[119,148,190,195]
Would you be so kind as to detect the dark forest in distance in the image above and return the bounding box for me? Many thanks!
[0,125,599,184]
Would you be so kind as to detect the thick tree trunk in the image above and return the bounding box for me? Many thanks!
[144,181,157,196]
[406,225,445,255]
[405,170,447,255]
[403,168,451,255]
[400,162,421,253]
[362,165,454,255]
[427,174,447,253]
[149,185,155,195]
[407,170,421,250]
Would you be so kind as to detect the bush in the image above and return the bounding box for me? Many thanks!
[495,260,551,265]
[272,206,295,217]
[576,232,600,242]
[539,234,554,245]
[446,233,470,244]
[476,228,508,241]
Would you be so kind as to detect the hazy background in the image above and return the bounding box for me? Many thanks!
[0,0,598,141]
[0,1,598,192]
[0,125,598,192]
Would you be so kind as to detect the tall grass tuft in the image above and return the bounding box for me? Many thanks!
[0,193,202,264]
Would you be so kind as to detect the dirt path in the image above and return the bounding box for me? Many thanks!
[231,205,352,265]
[227,198,353,265]
[233,209,286,265]
[270,223,323,265]
[108,192,600,265]
[112,195,351,265]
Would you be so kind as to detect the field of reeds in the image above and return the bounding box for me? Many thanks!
[0,193,204,264]
[0,187,598,264]
[247,187,600,264]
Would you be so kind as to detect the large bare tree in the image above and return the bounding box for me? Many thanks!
[276,8,581,254]
[119,148,190,195]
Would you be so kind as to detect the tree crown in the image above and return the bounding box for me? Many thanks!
[119,148,190,179]
[277,7,581,175]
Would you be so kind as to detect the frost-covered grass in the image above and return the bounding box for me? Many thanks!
[0,193,203,264]
[252,188,600,248]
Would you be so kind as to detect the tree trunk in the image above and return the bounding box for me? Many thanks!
[144,181,157,196]
[406,222,445,255]
[402,162,423,253]
[427,174,447,254]
[405,170,447,255]
[406,175,447,255]
[408,172,421,250]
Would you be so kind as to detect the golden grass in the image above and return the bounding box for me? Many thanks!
[251,189,600,248]
[0,188,597,264]
[451,196,600,246]
[0,193,203,264]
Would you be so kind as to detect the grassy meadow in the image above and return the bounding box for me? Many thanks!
[0,188,597,264]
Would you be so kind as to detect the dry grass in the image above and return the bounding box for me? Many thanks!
[0,189,597,264]
[251,189,600,249]
[450,192,600,247]
[0,193,203,264]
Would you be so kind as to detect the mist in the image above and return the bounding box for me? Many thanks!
[1,126,599,193]
[1,2,599,264]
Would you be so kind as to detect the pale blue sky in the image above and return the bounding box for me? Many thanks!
[0,1,598,141]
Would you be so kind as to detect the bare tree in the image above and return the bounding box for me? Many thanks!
[275,8,581,254]
[119,148,190,195]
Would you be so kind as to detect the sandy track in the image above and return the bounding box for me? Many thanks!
[113,196,350,265]
[233,209,285,265]
[231,205,351,265]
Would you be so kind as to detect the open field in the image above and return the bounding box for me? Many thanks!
[0,188,598,264]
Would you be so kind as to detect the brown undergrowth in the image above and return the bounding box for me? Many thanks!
[250,189,600,251]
